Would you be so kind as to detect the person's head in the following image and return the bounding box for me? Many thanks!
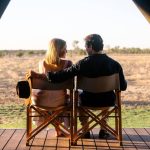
[45,38,67,65]
[84,34,103,55]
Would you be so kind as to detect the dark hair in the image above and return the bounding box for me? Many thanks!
[85,34,103,52]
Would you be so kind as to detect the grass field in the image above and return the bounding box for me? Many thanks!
[0,104,149,128]
[0,52,150,128]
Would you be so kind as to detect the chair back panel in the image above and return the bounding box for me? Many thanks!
[77,74,120,93]
[31,78,74,90]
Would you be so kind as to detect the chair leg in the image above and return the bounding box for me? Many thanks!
[72,90,78,145]
[118,108,122,146]
[71,141,77,146]
[26,105,32,145]
[70,110,74,145]
[119,141,123,146]
[118,118,122,146]
[26,141,29,146]
[26,106,32,137]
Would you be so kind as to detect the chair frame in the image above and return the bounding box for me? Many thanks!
[72,74,122,146]
[25,77,74,146]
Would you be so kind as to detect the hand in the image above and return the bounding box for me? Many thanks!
[26,70,37,79]
[26,70,31,79]
[26,70,47,80]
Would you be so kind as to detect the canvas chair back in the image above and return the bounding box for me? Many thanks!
[31,78,74,90]
[76,73,120,93]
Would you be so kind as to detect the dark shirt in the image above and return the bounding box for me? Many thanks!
[48,54,127,107]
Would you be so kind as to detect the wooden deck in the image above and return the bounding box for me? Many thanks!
[0,128,150,150]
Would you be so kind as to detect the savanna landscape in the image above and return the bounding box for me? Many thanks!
[0,50,150,128]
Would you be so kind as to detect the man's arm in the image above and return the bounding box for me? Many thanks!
[26,70,47,80]
[48,63,80,83]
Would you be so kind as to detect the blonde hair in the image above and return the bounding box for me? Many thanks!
[45,38,66,65]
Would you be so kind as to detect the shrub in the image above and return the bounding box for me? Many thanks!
[16,51,24,57]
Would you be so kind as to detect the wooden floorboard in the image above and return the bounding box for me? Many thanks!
[0,128,150,150]
[124,128,150,150]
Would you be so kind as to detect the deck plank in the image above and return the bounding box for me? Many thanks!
[145,128,150,134]
[0,129,4,136]
[0,128,150,149]
[105,130,122,150]
[30,130,47,150]
[16,129,32,150]
[92,128,110,149]
[57,137,70,149]
[122,129,137,150]
[3,129,26,150]
[43,129,57,150]
[134,128,150,148]
[0,129,15,150]
[70,139,83,150]
[124,128,149,150]
[81,131,97,149]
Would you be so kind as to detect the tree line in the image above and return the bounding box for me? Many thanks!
[0,46,150,58]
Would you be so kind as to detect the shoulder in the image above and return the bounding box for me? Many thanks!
[105,54,120,64]
[39,59,45,66]
[78,56,90,64]
[39,59,49,69]
[102,54,122,70]
[60,59,73,68]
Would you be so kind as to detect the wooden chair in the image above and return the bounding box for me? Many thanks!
[25,77,74,146]
[72,74,122,146]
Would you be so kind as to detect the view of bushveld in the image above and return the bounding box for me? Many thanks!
[0,50,150,128]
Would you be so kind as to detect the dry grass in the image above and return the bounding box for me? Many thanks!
[0,53,150,106]
[0,53,150,128]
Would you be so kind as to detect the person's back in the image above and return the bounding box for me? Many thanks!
[78,53,125,107]
[78,54,121,77]
[31,38,72,108]
[32,59,72,107]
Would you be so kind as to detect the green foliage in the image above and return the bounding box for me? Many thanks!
[0,104,26,128]
[27,50,34,55]
[0,104,149,128]
[67,49,86,56]
[0,50,46,57]
[121,106,150,128]
[107,46,150,54]
[0,50,9,57]
[16,51,24,57]
[72,40,80,51]
[0,51,4,57]
[0,48,150,57]
[27,50,46,55]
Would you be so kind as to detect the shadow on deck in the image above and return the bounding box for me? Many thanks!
[0,128,150,150]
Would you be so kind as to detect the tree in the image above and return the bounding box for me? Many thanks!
[72,40,79,50]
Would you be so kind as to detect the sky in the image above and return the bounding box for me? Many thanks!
[0,0,150,50]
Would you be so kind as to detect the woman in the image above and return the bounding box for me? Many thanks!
[31,38,72,136]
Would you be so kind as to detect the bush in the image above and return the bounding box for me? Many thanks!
[16,51,24,57]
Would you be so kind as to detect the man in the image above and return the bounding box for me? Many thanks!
[29,34,127,138]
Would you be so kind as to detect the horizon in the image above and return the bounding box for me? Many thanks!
[0,0,150,50]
